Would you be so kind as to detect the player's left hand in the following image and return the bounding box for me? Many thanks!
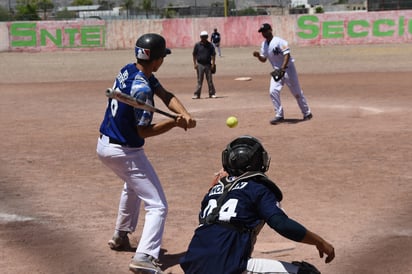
[271,69,285,82]
[175,115,196,131]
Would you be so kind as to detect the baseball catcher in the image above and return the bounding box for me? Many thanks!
[180,135,335,274]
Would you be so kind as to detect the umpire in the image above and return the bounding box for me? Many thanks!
[192,31,217,99]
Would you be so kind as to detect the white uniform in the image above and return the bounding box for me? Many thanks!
[260,37,311,118]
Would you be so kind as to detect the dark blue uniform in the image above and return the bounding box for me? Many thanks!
[211,31,221,45]
[180,176,286,274]
[99,63,160,147]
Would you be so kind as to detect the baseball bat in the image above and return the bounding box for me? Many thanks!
[105,88,178,120]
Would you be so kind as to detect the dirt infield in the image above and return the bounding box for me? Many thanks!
[0,44,411,274]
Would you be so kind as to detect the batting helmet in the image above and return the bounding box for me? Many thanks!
[222,135,270,176]
[135,33,171,61]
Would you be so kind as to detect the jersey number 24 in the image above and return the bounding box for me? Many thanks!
[201,198,239,222]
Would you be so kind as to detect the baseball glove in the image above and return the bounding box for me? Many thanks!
[211,64,216,74]
[271,69,285,82]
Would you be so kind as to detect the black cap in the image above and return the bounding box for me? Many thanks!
[258,23,272,32]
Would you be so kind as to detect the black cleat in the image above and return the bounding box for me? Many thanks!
[270,117,284,125]
[303,113,313,121]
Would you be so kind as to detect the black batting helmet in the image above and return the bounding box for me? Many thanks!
[222,135,270,176]
[135,33,171,61]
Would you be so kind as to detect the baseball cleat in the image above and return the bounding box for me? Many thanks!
[270,116,284,125]
[302,113,313,121]
[108,234,131,251]
[129,255,164,274]
[192,95,200,99]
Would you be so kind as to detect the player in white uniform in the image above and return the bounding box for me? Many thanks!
[96,33,196,274]
[253,23,313,125]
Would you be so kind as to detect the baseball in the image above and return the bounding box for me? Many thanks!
[226,116,238,128]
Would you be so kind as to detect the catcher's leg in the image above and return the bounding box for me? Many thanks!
[245,258,299,274]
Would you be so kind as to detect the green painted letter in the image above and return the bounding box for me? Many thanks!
[11,22,36,47]
[81,26,103,46]
[348,20,369,38]
[65,28,79,47]
[373,19,395,36]
[40,29,62,46]
[323,21,344,39]
[297,15,319,39]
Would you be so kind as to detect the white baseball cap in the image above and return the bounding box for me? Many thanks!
[200,31,208,37]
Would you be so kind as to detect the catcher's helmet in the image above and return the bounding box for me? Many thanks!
[135,33,171,61]
[222,135,270,176]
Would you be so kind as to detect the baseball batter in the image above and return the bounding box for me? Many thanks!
[253,23,313,125]
[96,33,196,274]
[180,136,335,274]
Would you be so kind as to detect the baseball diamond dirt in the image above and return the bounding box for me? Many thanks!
[0,44,411,274]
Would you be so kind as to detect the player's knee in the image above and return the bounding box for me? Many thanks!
[152,202,168,217]
[157,206,168,219]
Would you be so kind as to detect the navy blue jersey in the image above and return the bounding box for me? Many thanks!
[180,177,286,274]
[211,32,221,44]
[99,63,161,147]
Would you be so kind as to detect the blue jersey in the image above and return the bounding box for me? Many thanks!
[99,63,161,147]
[180,176,286,274]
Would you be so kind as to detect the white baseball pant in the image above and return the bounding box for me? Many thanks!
[246,258,299,273]
[96,135,167,259]
[269,62,311,118]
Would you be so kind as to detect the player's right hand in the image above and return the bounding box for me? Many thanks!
[316,240,335,263]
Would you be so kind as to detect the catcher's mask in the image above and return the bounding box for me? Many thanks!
[222,135,270,176]
[135,33,171,61]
